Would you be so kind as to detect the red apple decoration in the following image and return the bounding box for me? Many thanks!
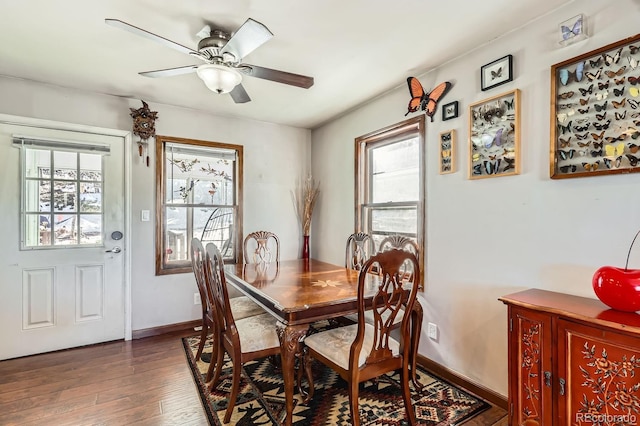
[592,266,640,312]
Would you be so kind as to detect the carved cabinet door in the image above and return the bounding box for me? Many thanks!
[509,307,554,426]
[557,319,640,426]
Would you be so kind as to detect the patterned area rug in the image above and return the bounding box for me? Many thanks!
[182,332,490,425]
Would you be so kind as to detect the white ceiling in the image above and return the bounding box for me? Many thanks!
[0,0,575,129]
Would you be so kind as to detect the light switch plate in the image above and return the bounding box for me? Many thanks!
[141,210,150,222]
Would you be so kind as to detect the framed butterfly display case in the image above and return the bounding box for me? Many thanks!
[481,55,513,91]
[439,129,455,174]
[469,89,521,179]
[550,33,640,179]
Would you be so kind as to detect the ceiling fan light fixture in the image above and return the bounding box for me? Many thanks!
[196,64,242,94]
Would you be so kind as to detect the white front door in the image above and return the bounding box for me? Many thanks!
[0,120,126,360]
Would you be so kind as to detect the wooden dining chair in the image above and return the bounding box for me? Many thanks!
[302,249,421,425]
[345,232,374,271]
[243,230,280,263]
[204,242,282,424]
[377,234,424,389]
[190,238,264,364]
[378,234,419,255]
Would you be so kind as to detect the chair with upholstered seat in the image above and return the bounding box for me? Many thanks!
[303,249,420,425]
[190,238,265,366]
[243,230,280,263]
[345,232,375,271]
[204,242,282,423]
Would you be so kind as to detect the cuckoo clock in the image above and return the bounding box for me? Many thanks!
[129,100,158,167]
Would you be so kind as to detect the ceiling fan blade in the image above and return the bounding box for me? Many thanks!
[241,64,314,89]
[229,84,251,103]
[220,18,273,60]
[139,65,199,78]
[105,18,197,56]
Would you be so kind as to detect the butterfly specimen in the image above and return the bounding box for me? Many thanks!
[629,144,640,154]
[559,137,572,148]
[593,120,611,131]
[629,76,640,85]
[441,149,451,157]
[483,159,501,174]
[585,68,603,81]
[557,111,575,123]
[595,91,608,101]
[503,157,515,172]
[557,122,573,134]
[561,16,582,40]
[593,141,604,149]
[615,77,626,85]
[504,98,515,110]
[579,84,594,96]
[573,123,590,132]
[559,62,584,85]
[579,97,590,105]
[558,91,575,99]
[631,46,640,55]
[473,163,482,174]
[605,143,625,157]
[590,149,603,157]
[603,48,623,66]
[627,154,640,166]
[558,103,576,109]
[560,164,577,173]
[583,160,600,171]
[578,107,590,114]
[603,156,622,169]
[595,112,607,121]
[559,149,576,160]
[576,132,589,140]
[630,87,640,97]
[577,141,591,147]
[613,98,627,109]
[493,128,504,147]
[590,58,603,68]
[405,77,452,121]
[629,56,639,70]
[614,88,625,97]
[594,101,608,112]
[616,111,628,120]
[592,131,606,140]
[598,81,610,90]
[491,67,503,80]
[630,99,640,109]
[605,66,626,78]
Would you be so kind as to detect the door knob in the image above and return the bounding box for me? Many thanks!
[105,246,122,253]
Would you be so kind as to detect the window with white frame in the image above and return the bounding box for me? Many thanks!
[15,137,106,248]
[155,136,243,275]
[355,115,425,257]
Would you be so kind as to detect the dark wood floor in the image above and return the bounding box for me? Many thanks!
[0,331,507,425]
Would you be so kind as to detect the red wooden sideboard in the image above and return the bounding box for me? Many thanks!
[500,289,640,426]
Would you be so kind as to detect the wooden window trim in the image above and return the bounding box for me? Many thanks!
[155,135,243,275]
[354,115,425,286]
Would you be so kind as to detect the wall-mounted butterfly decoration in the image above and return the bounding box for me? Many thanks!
[481,55,513,91]
[439,130,456,175]
[404,77,452,122]
[558,14,587,46]
[469,89,520,179]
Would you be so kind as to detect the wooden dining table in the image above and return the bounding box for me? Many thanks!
[224,258,423,426]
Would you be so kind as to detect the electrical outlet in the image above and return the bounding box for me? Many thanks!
[193,293,201,305]
[427,322,438,340]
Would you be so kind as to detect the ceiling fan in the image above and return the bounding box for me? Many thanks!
[105,18,314,103]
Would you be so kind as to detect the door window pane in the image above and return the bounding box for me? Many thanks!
[22,147,104,248]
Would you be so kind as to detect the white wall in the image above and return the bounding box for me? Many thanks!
[311,0,640,396]
[0,76,311,331]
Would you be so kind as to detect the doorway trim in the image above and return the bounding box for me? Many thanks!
[0,113,133,340]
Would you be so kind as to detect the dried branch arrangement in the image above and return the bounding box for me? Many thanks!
[293,176,320,236]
